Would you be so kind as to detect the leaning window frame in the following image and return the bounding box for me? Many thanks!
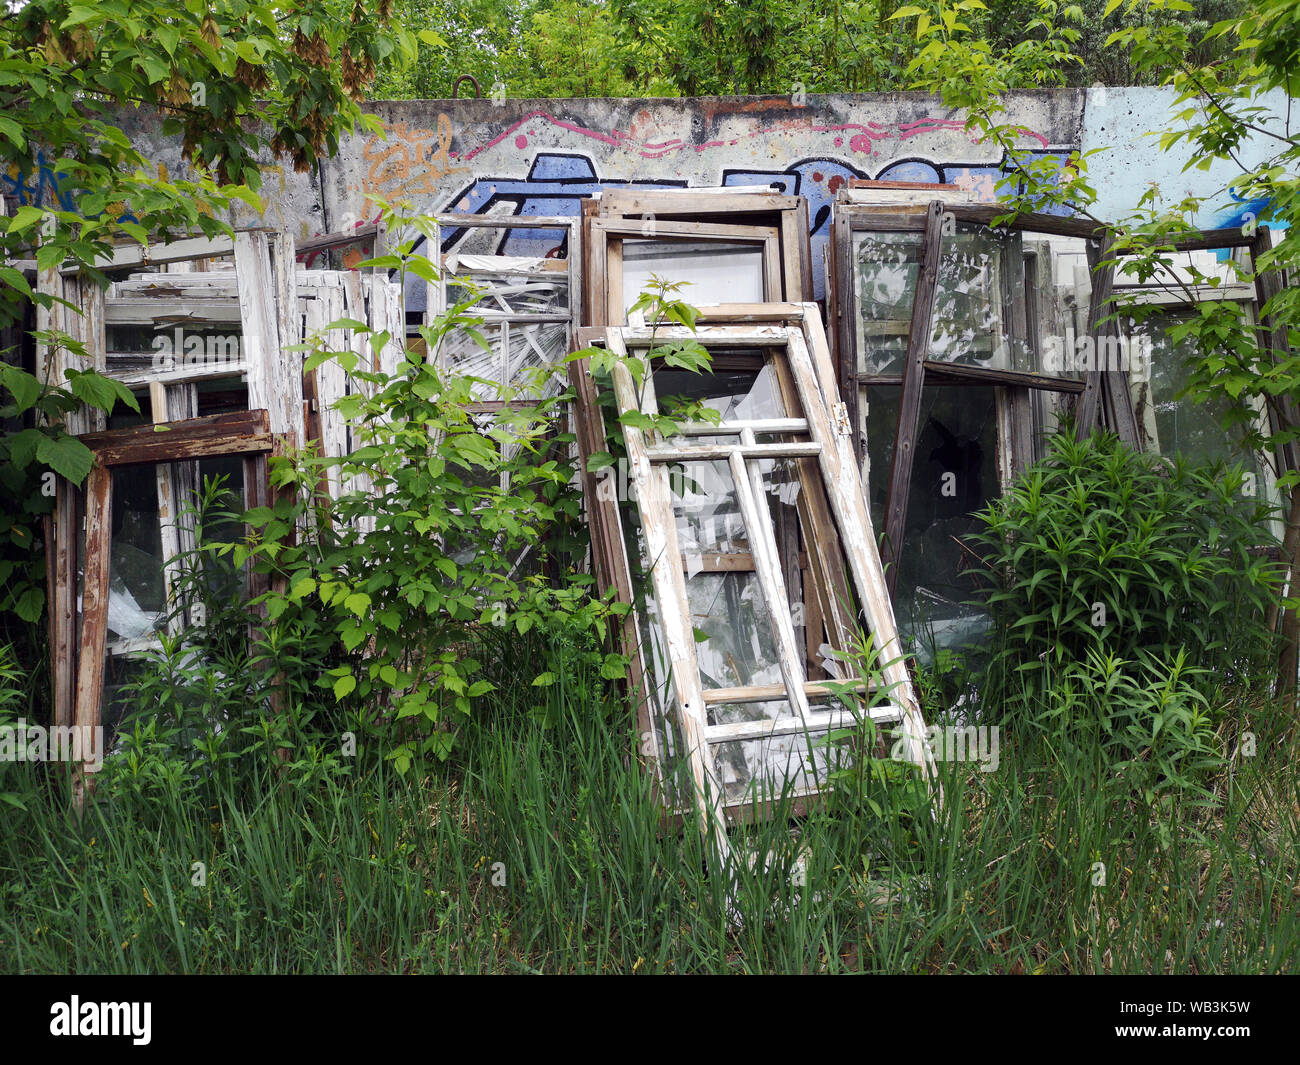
[1109,242,1287,541]
[572,310,934,846]
[831,199,1122,590]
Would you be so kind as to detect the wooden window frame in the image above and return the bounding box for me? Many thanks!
[832,200,1124,591]
[585,217,783,328]
[424,213,579,414]
[589,188,813,309]
[51,410,286,799]
[572,309,933,847]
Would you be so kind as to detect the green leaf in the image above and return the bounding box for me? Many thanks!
[333,674,357,699]
[15,586,43,623]
[7,206,44,234]
[343,592,371,616]
[2,366,41,413]
[35,434,93,484]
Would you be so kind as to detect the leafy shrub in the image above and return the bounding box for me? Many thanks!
[1035,648,1224,804]
[222,218,627,774]
[969,428,1281,719]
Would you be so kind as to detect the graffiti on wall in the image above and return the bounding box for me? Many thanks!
[350,108,1072,304]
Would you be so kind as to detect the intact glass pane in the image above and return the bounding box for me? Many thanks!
[853,230,922,375]
[712,699,854,804]
[622,239,765,310]
[439,321,502,392]
[446,265,569,316]
[1127,309,1275,500]
[930,224,1033,371]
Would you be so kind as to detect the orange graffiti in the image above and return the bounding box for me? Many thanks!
[363,113,469,200]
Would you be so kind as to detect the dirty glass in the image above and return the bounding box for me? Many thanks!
[1032,236,1092,379]
[446,264,569,317]
[712,697,855,804]
[852,230,922,375]
[1126,309,1278,515]
[438,320,567,399]
[100,458,247,649]
[861,384,997,659]
[713,727,836,803]
[106,463,167,646]
[654,359,787,427]
[621,239,765,311]
[105,323,245,378]
[930,223,1035,371]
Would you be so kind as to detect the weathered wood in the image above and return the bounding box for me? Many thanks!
[704,702,907,744]
[78,410,273,467]
[73,465,112,785]
[1109,226,1257,255]
[1075,238,1115,440]
[880,201,944,587]
[784,327,937,788]
[770,341,860,665]
[50,478,78,730]
[646,441,823,461]
[682,552,756,572]
[103,297,242,325]
[701,679,879,705]
[235,230,303,440]
[921,360,1086,392]
[598,190,799,219]
[728,437,812,727]
[566,349,659,798]
[948,203,1109,241]
[672,417,808,435]
[608,341,731,857]
[59,232,240,276]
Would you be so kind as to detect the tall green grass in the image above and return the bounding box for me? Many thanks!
[0,629,1295,974]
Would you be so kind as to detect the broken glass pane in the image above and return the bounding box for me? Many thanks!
[654,358,786,427]
[861,384,996,659]
[107,465,166,644]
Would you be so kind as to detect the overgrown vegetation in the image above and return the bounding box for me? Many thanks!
[370,0,1244,99]
[1,296,1294,971]
[3,0,1299,977]
[971,429,1280,714]
[1,612,1294,973]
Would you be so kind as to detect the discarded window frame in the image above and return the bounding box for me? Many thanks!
[420,214,578,406]
[830,197,1119,656]
[51,410,286,801]
[590,185,811,312]
[572,312,933,849]
[1109,234,1289,537]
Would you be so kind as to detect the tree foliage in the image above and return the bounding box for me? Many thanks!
[0,1,421,655]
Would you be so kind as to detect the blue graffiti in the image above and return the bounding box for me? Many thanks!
[2,150,79,211]
[419,149,1074,306]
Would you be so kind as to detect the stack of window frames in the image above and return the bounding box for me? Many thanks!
[575,187,931,838]
[829,196,1117,656]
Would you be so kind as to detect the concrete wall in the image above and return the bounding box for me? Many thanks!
[5,88,1291,296]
